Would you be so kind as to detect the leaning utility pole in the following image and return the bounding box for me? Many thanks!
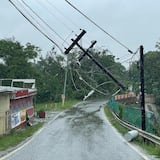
[140,45,146,132]
[65,29,86,54]
[65,29,126,91]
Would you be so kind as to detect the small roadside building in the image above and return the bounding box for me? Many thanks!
[0,86,37,135]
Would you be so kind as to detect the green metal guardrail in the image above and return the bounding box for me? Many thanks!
[108,98,156,134]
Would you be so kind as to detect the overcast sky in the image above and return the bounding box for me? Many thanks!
[1,0,160,67]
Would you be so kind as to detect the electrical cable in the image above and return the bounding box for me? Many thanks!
[65,0,133,54]
[79,67,98,86]
[21,0,84,49]
[45,0,99,48]
[46,0,80,30]
[15,0,58,41]
[9,0,64,54]
[120,47,140,64]
[72,68,106,82]
[75,69,109,96]
[69,67,80,91]
[20,0,67,45]
[35,0,92,51]
[61,31,74,48]
[102,47,140,69]
[36,0,75,34]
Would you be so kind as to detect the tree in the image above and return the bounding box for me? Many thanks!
[0,38,129,102]
[128,50,160,106]
[144,51,160,105]
[67,48,127,99]
[155,40,160,51]
[128,61,140,93]
[36,51,65,102]
[0,39,40,78]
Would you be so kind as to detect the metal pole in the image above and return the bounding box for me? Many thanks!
[140,45,146,132]
[62,56,68,106]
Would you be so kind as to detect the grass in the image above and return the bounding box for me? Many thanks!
[104,106,129,135]
[35,100,79,112]
[0,100,79,152]
[0,122,44,151]
[104,105,160,158]
[135,137,160,158]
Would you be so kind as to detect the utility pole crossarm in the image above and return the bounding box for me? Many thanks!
[65,29,126,91]
[64,30,86,55]
[79,40,97,61]
[75,42,126,91]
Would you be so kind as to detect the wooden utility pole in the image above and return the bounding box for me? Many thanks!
[140,45,146,132]
[65,29,126,91]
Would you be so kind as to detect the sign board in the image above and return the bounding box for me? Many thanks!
[11,112,21,128]
[21,109,26,123]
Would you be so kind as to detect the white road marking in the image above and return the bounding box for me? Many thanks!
[0,111,64,160]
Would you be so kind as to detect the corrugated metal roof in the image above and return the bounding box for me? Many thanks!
[0,86,37,99]
[0,86,23,92]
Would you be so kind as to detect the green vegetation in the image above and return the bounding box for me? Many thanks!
[135,138,160,158]
[0,123,44,151]
[0,39,127,103]
[118,103,124,119]
[1,32,160,157]
[35,100,79,112]
[0,37,160,104]
[104,106,129,135]
[104,105,160,158]
[128,50,160,106]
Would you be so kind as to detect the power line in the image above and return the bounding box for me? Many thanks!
[46,0,80,30]
[9,0,64,54]
[44,0,93,48]
[69,67,80,91]
[65,0,133,54]
[36,0,74,34]
[73,67,98,86]
[62,31,74,47]
[75,70,109,96]
[14,0,56,41]
[120,47,140,64]
[104,47,140,68]
[20,0,67,44]
[28,0,92,50]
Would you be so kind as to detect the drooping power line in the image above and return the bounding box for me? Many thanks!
[76,70,109,96]
[69,67,80,91]
[20,0,67,44]
[65,0,133,54]
[46,0,80,30]
[36,0,74,34]
[9,0,64,54]
[43,0,93,48]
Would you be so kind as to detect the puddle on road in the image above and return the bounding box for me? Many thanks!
[65,107,104,137]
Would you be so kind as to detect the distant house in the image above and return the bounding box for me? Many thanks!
[0,79,37,135]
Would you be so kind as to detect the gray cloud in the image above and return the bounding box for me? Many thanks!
[1,0,160,67]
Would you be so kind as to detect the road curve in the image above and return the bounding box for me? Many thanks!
[1,101,149,160]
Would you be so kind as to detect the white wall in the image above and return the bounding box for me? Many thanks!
[0,93,10,135]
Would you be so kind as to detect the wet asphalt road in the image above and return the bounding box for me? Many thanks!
[2,101,146,160]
